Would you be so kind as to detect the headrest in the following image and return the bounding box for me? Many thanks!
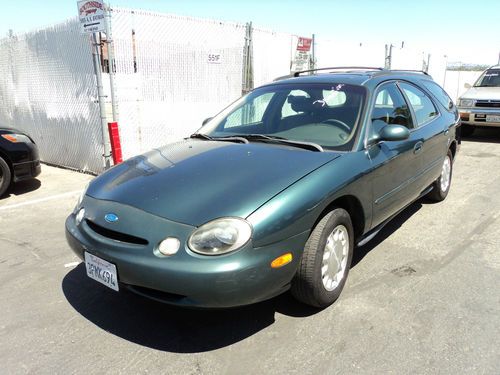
[288,95,314,113]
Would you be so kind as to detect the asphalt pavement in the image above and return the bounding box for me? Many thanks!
[1,129,499,374]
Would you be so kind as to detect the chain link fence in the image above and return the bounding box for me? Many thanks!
[111,8,248,158]
[0,19,103,173]
[2,8,471,174]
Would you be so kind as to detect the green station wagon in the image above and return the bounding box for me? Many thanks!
[66,67,459,308]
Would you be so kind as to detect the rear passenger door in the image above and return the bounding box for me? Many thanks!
[398,81,446,191]
[367,82,423,228]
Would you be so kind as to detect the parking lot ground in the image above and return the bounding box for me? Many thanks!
[1,129,499,374]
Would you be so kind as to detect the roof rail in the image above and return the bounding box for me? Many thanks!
[273,66,385,81]
[294,66,384,77]
[389,69,430,76]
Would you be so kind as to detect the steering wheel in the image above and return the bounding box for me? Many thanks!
[320,119,351,133]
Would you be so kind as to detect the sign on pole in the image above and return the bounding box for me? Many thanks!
[291,37,313,73]
[77,0,106,34]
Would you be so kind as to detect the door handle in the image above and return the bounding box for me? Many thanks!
[414,141,423,154]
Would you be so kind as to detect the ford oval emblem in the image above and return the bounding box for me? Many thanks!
[104,213,119,223]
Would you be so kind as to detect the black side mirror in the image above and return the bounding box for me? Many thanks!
[379,124,410,141]
[202,117,213,126]
[370,124,410,145]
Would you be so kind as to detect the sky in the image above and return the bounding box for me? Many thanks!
[2,0,499,65]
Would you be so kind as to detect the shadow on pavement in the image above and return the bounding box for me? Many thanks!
[462,127,500,144]
[352,200,423,267]
[62,264,319,353]
[0,178,41,200]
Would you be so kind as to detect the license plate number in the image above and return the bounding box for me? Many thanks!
[84,252,119,291]
[486,115,500,122]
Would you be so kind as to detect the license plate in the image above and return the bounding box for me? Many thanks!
[84,252,119,291]
[486,115,500,122]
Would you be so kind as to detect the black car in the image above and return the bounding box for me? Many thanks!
[0,127,41,197]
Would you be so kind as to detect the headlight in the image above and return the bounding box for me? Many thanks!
[1,133,32,143]
[188,217,252,255]
[458,98,474,107]
[74,182,89,212]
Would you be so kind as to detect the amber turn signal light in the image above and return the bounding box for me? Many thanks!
[271,253,293,268]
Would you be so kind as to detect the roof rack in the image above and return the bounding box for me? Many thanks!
[273,67,385,81]
[273,67,433,82]
[294,66,384,77]
[389,69,430,76]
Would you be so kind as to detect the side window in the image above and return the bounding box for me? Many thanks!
[399,82,439,126]
[370,83,413,138]
[225,92,274,128]
[421,80,454,111]
[281,90,310,118]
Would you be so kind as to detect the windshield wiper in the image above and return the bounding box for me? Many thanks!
[189,133,248,144]
[190,133,213,140]
[227,134,324,152]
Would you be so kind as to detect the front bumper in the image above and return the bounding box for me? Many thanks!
[13,160,41,182]
[458,107,500,127]
[8,140,41,182]
[65,196,308,308]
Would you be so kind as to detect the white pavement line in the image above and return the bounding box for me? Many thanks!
[64,261,80,268]
[0,190,81,211]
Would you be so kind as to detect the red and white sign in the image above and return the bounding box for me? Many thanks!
[297,37,312,52]
[77,0,106,34]
[291,36,313,73]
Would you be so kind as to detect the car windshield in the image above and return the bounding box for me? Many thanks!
[197,83,366,151]
[474,69,500,87]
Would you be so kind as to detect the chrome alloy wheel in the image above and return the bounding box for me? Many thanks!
[321,225,349,291]
[440,155,452,192]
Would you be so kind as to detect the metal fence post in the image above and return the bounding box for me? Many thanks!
[384,44,392,69]
[105,3,119,122]
[311,34,316,70]
[91,33,112,169]
[242,22,254,95]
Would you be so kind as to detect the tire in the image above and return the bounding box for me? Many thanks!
[0,156,12,197]
[427,149,453,202]
[291,208,354,308]
[461,125,474,137]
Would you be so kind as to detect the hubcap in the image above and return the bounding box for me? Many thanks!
[440,155,451,192]
[321,225,349,291]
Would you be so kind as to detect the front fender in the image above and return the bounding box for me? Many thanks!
[247,152,373,247]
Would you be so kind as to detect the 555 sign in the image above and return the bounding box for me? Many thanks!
[77,0,106,34]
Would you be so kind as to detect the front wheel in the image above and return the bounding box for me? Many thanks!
[0,156,12,197]
[427,150,453,202]
[291,208,354,308]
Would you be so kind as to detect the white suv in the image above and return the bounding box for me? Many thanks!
[457,65,500,136]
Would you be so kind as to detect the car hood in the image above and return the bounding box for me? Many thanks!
[460,87,500,100]
[87,139,340,226]
[0,127,25,135]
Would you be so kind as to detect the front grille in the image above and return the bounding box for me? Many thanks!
[475,100,500,108]
[86,219,149,245]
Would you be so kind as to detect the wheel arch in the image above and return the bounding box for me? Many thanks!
[0,149,13,175]
[449,140,457,160]
[314,195,366,243]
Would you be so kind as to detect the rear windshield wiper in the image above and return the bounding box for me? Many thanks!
[227,134,324,152]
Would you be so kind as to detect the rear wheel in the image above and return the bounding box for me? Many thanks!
[427,149,453,202]
[0,156,12,197]
[291,208,354,308]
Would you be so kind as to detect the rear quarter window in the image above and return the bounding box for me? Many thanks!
[421,80,455,111]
